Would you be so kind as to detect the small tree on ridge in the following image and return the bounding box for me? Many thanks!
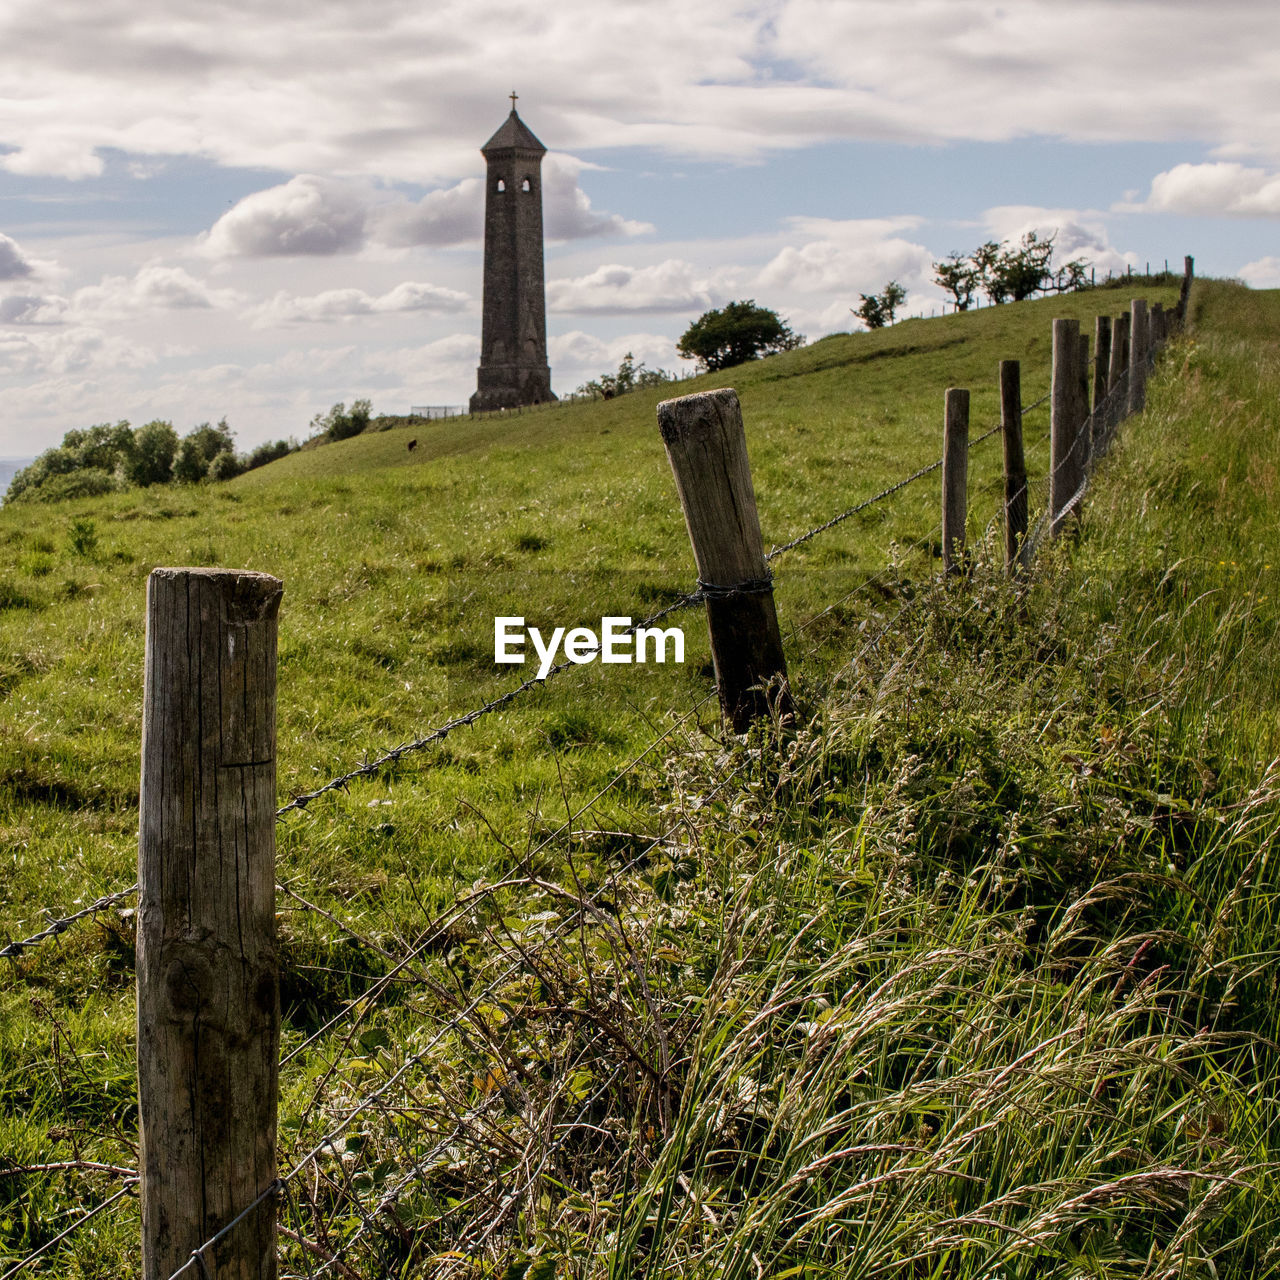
[677,301,803,372]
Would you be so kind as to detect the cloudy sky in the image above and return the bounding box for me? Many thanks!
[3,0,1280,456]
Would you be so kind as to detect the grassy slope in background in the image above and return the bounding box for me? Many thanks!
[4,279,1279,1276]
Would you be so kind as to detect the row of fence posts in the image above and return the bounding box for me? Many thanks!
[133,257,1190,1277]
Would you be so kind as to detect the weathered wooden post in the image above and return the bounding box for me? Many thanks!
[942,387,969,576]
[1151,301,1166,345]
[1128,298,1149,416]
[1077,332,1092,466]
[658,389,790,730]
[1092,315,1111,416]
[1176,255,1194,325]
[1050,318,1083,538]
[1108,313,1130,393]
[138,568,283,1280]
[999,361,1028,572]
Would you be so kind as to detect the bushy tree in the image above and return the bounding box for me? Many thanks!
[853,280,908,330]
[63,422,136,473]
[6,421,134,503]
[677,301,804,372]
[173,419,235,484]
[989,231,1055,302]
[244,439,296,472]
[123,420,179,487]
[933,252,980,311]
[3,413,251,504]
[937,231,1092,308]
[207,450,245,482]
[311,399,373,442]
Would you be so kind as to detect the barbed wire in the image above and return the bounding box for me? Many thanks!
[0,884,139,961]
[165,729,766,1280]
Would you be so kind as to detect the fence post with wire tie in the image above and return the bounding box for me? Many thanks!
[1128,298,1149,416]
[138,567,283,1280]
[1050,317,1084,538]
[942,387,970,576]
[657,388,791,731]
[999,361,1028,573]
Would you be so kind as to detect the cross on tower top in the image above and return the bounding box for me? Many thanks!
[509,90,518,111]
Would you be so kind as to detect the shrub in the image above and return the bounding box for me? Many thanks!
[206,450,245,483]
[245,439,296,471]
[312,400,373,442]
[677,301,804,372]
[123,420,178,487]
[172,419,236,484]
[67,517,98,557]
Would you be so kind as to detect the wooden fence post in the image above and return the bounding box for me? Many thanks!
[999,361,1027,572]
[1108,313,1130,393]
[1077,332,1092,466]
[657,389,790,731]
[1151,301,1166,345]
[1176,255,1194,325]
[1050,317,1083,538]
[138,567,283,1280]
[942,387,969,576]
[1128,298,1149,416]
[1093,315,1111,416]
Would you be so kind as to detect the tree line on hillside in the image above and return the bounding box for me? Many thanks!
[932,231,1090,311]
[660,233,1093,371]
[5,419,296,505]
[574,353,675,400]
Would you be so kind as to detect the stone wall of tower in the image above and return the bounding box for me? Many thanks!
[470,119,556,411]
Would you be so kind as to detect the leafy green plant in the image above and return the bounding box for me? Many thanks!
[67,517,98,557]
[677,300,804,371]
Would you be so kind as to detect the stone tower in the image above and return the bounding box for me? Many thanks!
[470,95,556,412]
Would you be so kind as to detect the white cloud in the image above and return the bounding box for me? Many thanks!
[0,232,36,281]
[0,293,66,325]
[548,259,721,314]
[543,156,653,241]
[4,0,1277,185]
[212,160,645,258]
[71,265,241,316]
[203,175,368,257]
[1239,256,1280,288]
[1137,162,1280,217]
[0,137,103,180]
[375,178,484,247]
[757,217,934,298]
[0,325,161,378]
[246,281,470,328]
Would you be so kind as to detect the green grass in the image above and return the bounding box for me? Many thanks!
[10,277,1280,1277]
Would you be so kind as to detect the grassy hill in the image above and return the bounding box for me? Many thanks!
[6,277,1280,1276]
